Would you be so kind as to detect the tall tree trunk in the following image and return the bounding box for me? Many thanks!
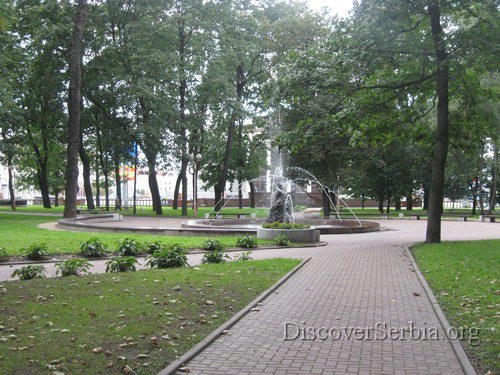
[423,186,430,210]
[214,185,224,212]
[79,136,95,210]
[173,173,181,209]
[104,166,110,211]
[54,189,60,207]
[95,153,100,207]
[114,154,121,210]
[63,0,87,218]
[249,180,256,208]
[426,2,449,243]
[8,163,15,211]
[216,63,245,211]
[406,194,413,210]
[322,189,331,217]
[488,142,498,214]
[238,175,243,209]
[470,179,478,215]
[144,150,162,215]
[38,163,52,209]
[178,17,189,216]
[181,155,188,216]
[395,199,401,211]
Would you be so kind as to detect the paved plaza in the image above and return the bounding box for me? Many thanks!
[1,217,499,374]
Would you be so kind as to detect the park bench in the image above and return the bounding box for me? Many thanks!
[76,208,108,214]
[205,212,252,219]
[334,212,388,219]
[410,214,428,220]
[482,215,500,223]
[444,213,473,221]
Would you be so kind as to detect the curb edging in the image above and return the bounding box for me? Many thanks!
[157,257,312,375]
[404,244,477,375]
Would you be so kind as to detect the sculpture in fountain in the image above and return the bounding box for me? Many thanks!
[265,179,293,223]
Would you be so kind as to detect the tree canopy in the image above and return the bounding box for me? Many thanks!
[0,0,497,242]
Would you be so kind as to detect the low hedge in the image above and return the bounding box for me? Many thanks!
[262,222,310,230]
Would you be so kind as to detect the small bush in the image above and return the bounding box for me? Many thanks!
[11,265,46,280]
[22,243,49,260]
[145,241,166,254]
[0,247,9,262]
[233,250,253,262]
[262,222,310,229]
[80,237,108,258]
[116,238,143,256]
[55,259,93,277]
[145,244,188,268]
[201,250,230,264]
[202,238,225,251]
[236,235,258,249]
[105,256,138,273]
[274,234,291,246]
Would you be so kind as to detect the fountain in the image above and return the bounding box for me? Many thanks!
[59,167,379,238]
[182,167,380,241]
[265,169,294,223]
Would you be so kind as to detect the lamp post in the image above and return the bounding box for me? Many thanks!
[192,153,202,218]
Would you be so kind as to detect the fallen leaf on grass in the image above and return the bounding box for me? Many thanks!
[122,365,134,374]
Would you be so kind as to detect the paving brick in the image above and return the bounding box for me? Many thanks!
[168,220,497,375]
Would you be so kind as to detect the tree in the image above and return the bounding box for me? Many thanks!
[13,0,72,208]
[276,0,498,242]
[64,0,88,218]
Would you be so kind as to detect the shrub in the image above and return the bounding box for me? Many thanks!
[116,238,143,256]
[0,247,8,262]
[55,259,93,277]
[233,250,253,262]
[11,265,46,280]
[202,238,225,251]
[145,241,166,254]
[145,244,188,268]
[274,234,291,246]
[22,243,49,260]
[201,250,230,264]
[80,237,108,258]
[236,235,258,249]
[262,222,310,230]
[105,256,138,273]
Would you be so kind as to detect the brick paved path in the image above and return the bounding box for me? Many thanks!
[176,242,463,374]
[168,220,500,374]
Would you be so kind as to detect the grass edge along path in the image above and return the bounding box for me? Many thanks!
[0,258,300,375]
[413,240,500,375]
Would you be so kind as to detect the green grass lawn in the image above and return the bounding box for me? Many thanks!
[413,240,500,374]
[0,214,274,257]
[0,205,271,218]
[0,259,300,374]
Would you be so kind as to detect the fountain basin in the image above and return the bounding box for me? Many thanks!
[257,227,320,243]
[183,218,379,236]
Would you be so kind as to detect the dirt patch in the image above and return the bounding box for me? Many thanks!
[38,222,67,231]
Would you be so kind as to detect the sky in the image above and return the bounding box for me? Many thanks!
[306,0,353,17]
